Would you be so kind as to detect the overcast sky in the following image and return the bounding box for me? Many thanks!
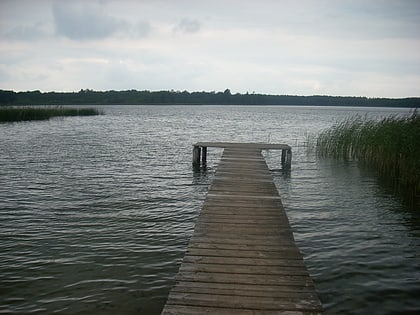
[1,0,419,97]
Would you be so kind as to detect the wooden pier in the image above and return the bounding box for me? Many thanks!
[162,143,322,314]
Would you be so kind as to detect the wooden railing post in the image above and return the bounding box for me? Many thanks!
[285,148,292,169]
[281,149,286,167]
[281,148,292,169]
[201,147,207,166]
[193,146,201,168]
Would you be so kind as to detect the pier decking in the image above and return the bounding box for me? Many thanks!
[162,143,322,314]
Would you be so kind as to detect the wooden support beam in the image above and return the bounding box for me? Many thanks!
[281,149,286,166]
[192,146,201,168]
[201,146,207,166]
[285,148,292,170]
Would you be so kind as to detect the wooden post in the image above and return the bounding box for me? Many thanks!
[281,149,286,167]
[285,148,292,169]
[193,146,201,168]
[201,147,207,166]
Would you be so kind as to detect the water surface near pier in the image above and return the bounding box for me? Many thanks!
[1,105,419,314]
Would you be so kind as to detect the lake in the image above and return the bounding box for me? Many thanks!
[1,105,419,314]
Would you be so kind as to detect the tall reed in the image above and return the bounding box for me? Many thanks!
[316,111,419,207]
[0,106,101,122]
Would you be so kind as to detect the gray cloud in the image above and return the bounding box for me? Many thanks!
[174,18,201,33]
[4,22,50,40]
[129,21,152,38]
[52,2,131,40]
[1,0,419,97]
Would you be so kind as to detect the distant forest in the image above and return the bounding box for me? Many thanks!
[1,89,419,107]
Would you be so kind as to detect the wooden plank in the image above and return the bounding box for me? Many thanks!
[205,195,284,202]
[211,177,277,184]
[196,218,288,225]
[162,304,320,315]
[197,216,289,224]
[170,280,317,293]
[162,143,322,314]
[166,292,322,311]
[192,223,295,236]
[189,236,296,247]
[197,212,286,219]
[175,272,314,286]
[193,142,291,150]
[207,189,280,195]
[210,183,277,190]
[209,182,278,190]
[178,262,310,276]
[170,281,317,297]
[192,231,295,241]
[186,242,302,253]
[194,221,291,230]
[193,221,293,232]
[201,205,285,212]
[201,202,283,209]
[214,170,274,178]
[182,255,307,267]
[198,211,288,219]
[184,248,304,260]
[188,238,296,248]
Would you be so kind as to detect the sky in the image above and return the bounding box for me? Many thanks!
[1,0,420,98]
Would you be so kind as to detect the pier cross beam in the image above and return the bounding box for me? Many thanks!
[192,142,292,170]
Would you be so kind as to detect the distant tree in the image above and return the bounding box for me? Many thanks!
[0,90,17,105]
[0,89,419,107]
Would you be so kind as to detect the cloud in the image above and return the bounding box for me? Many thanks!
[174,18,201,33]
[1,0,419,97]
[4,22,50,41]
[52,1,122,39]
[130,21,152,38]
[52,1,149,40]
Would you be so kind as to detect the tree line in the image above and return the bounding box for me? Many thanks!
[0,89,419,107]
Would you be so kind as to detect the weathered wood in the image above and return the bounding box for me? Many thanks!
[182,255,308,267]
[191,142,292,169]
[194,142,291,150]
[178,262,311,276]
[191,232,296,244]
[175,272,314,287]
[189,238,297,248]
[192,145,201,168]
[285,148,292,169]
[170,283,318,299]
[201,146,207,165]
[162,305,319,315]
[169,281,316,294]
[184,248,304,259]
[186,242,302,253]
[163,143,321,314]
[165,292,321,311]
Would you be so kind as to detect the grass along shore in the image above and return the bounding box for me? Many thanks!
[0,106,102,122]
[316,111,419,207]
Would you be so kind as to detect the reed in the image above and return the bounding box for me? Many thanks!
[316,111,419,207]
[0,106,101,122]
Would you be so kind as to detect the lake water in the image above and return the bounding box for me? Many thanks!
[1,105,419,314]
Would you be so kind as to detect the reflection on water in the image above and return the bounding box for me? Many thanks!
[0,105,419,314]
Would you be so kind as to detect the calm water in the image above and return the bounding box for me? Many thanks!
[0,105,419,314]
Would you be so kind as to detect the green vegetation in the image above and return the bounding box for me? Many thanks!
[316,111,419,207]
[1,89,419,107]
[0,106,102,122]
